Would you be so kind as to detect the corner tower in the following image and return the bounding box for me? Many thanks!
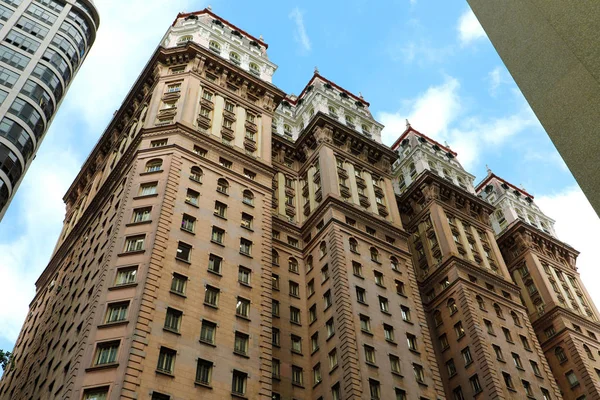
[392,125,561,400]
[478,172,600,399]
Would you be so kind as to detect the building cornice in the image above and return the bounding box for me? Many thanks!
[475,172,534,199]
[390,126,457,156]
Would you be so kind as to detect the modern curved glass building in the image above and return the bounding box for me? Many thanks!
[0,0,99,221]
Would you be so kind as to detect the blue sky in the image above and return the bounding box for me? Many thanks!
[1,0,598,354]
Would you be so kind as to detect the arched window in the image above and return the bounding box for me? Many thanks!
[289,257,299,273]
[349,238,358,253]
[433,310,443,326]
[555,346,567,363]
[217,178,229,194]
[190,166,202,182]
[476,295,486,310]
[242,189,254,205]
[447,298,458,315]
[511,311,521,327]
[361,124,370,134]
[319,241,327,258]
[494,303,503,319]
[584,345,594,360]
[145,159,162,172]
[177,35,193,44]
[328,106,337,117]
[390,257,399,271]
[409,163,416,178]
[209,40,221,53]
[306,255,313,271]
[370,247,380,263]
[345,115,354,126]
[229,51,241,65]
[249,62,260,76]
[272,249,279,265]
[284,124,292,135]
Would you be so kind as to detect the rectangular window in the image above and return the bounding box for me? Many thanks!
[326,318,335,337]
[105,302,128,323]
[289,280,300,297]
[132,207,151,223]
[195,359,213,386]
[311,332,319,352]
[512,352,523,369]
[292,365,303,386]
[193,145,207,156]
[493,345,504,361]
[238,266,251,285]
[241,213,253,230]
[272,359,280,378]
[390,355,401,374]
[208,254,222,274]
[353,262,363,277]
[185,188,199,205]
[440,333,449,350]
[503,327,514,343]
[219,157,232,169]
[176,241,192,262]
[356,287,366,303]
[395,280,405,295]
[272,327,280,346]
[124,235,145,252]
[164,308,182,332]
[83,388,109,400]
[462,347,473,365]
[243,168,256,180]
[502,372,514,389]
[379,296,389,313]
[374,271,384,286]
[240,238,252,255]
[150,139,167,147]
[272,274,280,290]
[291,335,302,353]
[211,227,225,244]
[204,285,220,307]
[407,334,418,351]
[115,267,137,286]
[324,290,332,309]
[446,358,457,376]
[384,324,395,342]
[236,297,250,318]
[566,371,579,387]
[329,349,338,370]
[360,314,371,333]
[272,299,280,317]
[313,363,322,385]
[530,360,541,376]
[369,379,381,400]
[321,264,329,282]
[413,364,425,383]
[454,321,465,338]
[395,389,407,400]
[202,90,213,101]
[364,345,376,364]
[522,380,533,396]
[470,374,482,394]
[139,182,158,196]
[200,320,216,344]
[181,214,195,232]
[401,306,411,322]
[309,304,317,323]
[5,30,40,54]
[307,279,315,296]
[94,341,119,366]
[290,306,301,324]
[234,332,249,356]
[166,83,181,93]
[214,201,227,218]
[231,370,247,395]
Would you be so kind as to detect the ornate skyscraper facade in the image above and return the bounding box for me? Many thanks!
[0,0,99,220]
[1,7,599,400]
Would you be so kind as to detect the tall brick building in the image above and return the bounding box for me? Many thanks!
[1,8,598,400]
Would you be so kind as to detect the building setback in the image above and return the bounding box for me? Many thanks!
[0,0,99,221]
[1,7,599,400]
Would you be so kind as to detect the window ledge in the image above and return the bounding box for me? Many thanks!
[381,310,392,316]
[241,226,254,232]
[85,363,119,372]
[185,201,200,208]
[291,350,303,356]
[126,220,152,227]
[181,227,195,235]
[236,314,251,322]
[211,240,225,247]
[290,293,300,299]
[240,252,253,258]
[357,301,369,306]
[156,369,175,377]
[329,365,338,375]
[311,347,319,355]
[326,333,335,342]
[375,283,386,289]
[117,250,145,257]
[238,282,252,289]
[214,213,227,220]
[97,320,128,329]
[140,170,163,176]
[290,320,302,326]
[169,290,186,298]
[231,393,248,400]
[163,327,181,335]
[199,339,216,347]
[291,383,305,388]
[507,387,517,393]
[207,269,222,277]
[365,362,378,368]
[354,274,365,280]
[385,339,398,345]
[361,330,374,336]
[108,283,138,291]
[409,349,421,355]
[194,381,212,389]
[391,371,404,378]
[322,277,330,285]
[133,193,159,200]
[233,351,250,359]
[175,257,191,265]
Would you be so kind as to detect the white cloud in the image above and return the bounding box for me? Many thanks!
[289,7,311,52]
[536,187,600,309]
[377,76,539,169]
[488,66,513,97]
[457,8,486,46]
[391,40,454,65]
[0,0,197,347]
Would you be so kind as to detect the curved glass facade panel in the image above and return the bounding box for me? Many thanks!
[0,141,22,186]
[42,48,71,85]
[32,63,63,101]
[51,33,78,67]
[0,117,33,159]
[20,79,54,119]
[0,0,98,219]
[9,97,44,138]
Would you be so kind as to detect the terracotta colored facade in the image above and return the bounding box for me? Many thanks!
[1,8,599,400]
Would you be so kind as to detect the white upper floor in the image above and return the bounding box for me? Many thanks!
[161,8,277,83]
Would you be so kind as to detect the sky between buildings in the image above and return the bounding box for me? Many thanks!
[0,0,598,354]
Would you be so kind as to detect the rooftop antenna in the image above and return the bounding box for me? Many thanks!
[314,66,319,74]
[207,4,212,11]
[486,164,492,174]
[405,119,411,129]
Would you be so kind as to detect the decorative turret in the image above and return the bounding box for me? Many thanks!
[475,171,556,237]
[162,8,277,83]
[390,125,476,195]
[271,72,383,143]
